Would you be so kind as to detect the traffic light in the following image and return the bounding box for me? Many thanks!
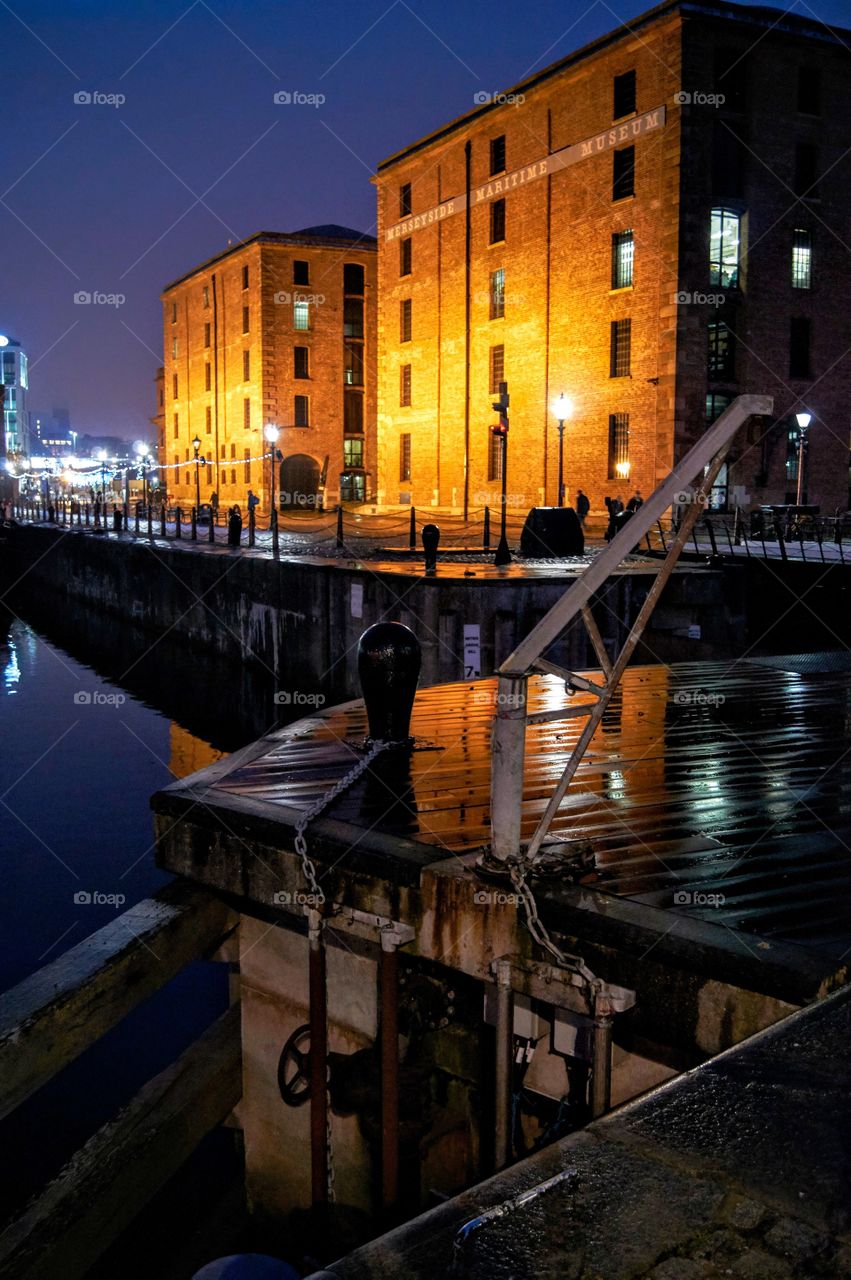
[491,380,509,436]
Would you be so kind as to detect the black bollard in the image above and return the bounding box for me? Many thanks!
[336,504,344,549]
[357,621,422,744]
[409,505,416,550]
[483,505,491,551]
[191,506,197,541]
[422,522,440,575]
[175,506,182,539]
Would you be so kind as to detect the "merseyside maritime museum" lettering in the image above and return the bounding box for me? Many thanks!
[385,106,665,241]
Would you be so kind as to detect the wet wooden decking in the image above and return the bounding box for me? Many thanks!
[207,655,851,956]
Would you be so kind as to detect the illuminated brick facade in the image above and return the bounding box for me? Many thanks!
[375,0,851,516]
[160,227,376,513]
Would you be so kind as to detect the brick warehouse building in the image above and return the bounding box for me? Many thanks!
[159,227,376,514]
[374,0,851,518]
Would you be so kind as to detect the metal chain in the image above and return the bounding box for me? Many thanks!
[291,738,393,1202]
[293,739,392,904]
[509,863,597,984]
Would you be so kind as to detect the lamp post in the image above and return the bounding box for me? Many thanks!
[192,435,202,511]
[264,424,280,513]
[95,449,108,523]
[551,393,574,508]
[795,411,811,506]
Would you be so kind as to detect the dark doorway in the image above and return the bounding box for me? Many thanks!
[280,454,320,508]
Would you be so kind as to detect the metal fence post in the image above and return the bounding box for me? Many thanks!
[409,506,416,550]
[191,506,197,541]
[483,505,490,551]
[336,504,344,549]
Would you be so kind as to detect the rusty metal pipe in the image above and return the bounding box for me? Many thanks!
[380,931,400,1211]
[494,960,513,1170]
[308,911,328,1205]
[591,1011,613,1119]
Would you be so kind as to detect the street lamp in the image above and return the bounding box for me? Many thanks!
[95,449,108,522]
[192,435,202,511]
[135,441,151,507]
[551,393,575,508]
[795,411,811,506]
[264,424,280,513]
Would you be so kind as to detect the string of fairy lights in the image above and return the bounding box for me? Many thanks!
[13,448,275,483]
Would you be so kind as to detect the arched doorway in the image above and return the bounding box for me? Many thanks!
[280,454,320,509]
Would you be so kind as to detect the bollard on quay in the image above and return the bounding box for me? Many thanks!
[357,621,422,745]
[422,522,440,575]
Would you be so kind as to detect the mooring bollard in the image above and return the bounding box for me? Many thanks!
[409,505,416,550]
[336,504,344,549]
[175,506,182,539]
[271,507,279,556]
[357,620,422,744]
[422,522,440,575]
[191,507,197,541]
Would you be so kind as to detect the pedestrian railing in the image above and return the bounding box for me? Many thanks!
[0,881,239,1280]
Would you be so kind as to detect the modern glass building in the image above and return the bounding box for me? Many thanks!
[0,336,30,457]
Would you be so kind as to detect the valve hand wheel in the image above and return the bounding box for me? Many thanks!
[278,1023,312,1107]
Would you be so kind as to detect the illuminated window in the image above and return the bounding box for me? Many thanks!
[400,237,412,276]
[294,301,309,331]
[792,229,812,289]
[488,432,503,482]
[490,134,506,174]
[294,260,309,286]
[243,350,250,381]
[708,320,735,379]
[612,230,634,288]
[610,319,632,377]
[400,298,412,342]
[344,437,364,468]
[790,318,812,378]
[490,268,505,319]
[399,433,411,481]
[294,346,309,379]
[709,209,740,287]
[608,413,629,479]
[489,345,504,395]
[399,183,412,217]
[341,472,365,502]
[294,395,309,427]
[705,392,732,423]
[613,146,635,200]
[490,198,506,244]
[400,363,411,406]
[613,69,636,119]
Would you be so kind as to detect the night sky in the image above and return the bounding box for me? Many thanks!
[5,0,849,440]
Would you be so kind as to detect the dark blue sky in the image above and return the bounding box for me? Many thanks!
[4,0,848,440]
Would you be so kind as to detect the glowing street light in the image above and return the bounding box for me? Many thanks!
[192,435,202,511]
[551,393,575,508]
[264,424,280,512]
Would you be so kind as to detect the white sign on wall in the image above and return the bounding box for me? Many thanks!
[351,582,364,619]
[463,624,481,679]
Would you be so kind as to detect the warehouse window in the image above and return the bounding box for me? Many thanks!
[794,142,820,199]
[294,260,309,286]
[400,298,412,342]
[489,345,504,395]
[400,363,411,407]
[294,346,309,379]
[709,209,741,288]
[243,398,250,431]
[205,405,212,434]
[488,431,503,482]
[798,67,821,116]
[344,298,364,338]
[204,322,211,348]
[242,265,249,289]
[344,391,363,433]
[792,229,812,289]
[400,183,412,217]
[172,373,178,399]
[173,412,178,439]
[400,237,412,276]
[789,318,812,379]
[205,363,211,391]
[242,306,249,334]
[490,198,506,244]
[171,302,177,323]
[608,413,630,479]
[243,350,250,382]
[610,319,632,378]
[344,263,364,294]
[244,449,251,483]
[611,230,634,289]
[294,301,309,331]
[490,134,506,175]
[203,286,209,308]
[705,392,732,423]
[490,268,505,319]
[399,433,411,481]
[613,69,636,119]
[344,437,364,468]
[708,320,735,379]
[294,395,310,427]
[613,146,635,200]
